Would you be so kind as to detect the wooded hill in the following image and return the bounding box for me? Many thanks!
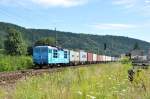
[0,22,150,56]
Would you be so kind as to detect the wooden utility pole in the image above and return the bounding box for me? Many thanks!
[55,28,57,47]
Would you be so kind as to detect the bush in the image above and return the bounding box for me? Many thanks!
[0,55,33,72]
[0,49,4,54]
[121,57,131,64]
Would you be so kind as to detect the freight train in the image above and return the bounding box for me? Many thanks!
[33,46,119,67]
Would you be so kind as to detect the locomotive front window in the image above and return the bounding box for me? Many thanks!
[41,48,47,53]
[64,51,68,58]
[34,48,40,53]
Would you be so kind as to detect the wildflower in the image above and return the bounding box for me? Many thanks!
[77,91,82,95]
[112,86,116,89]
[87,94,96,99]
[108,77,112,80]
[122,89,126,92]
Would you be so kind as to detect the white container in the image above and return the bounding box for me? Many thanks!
[79,50,87,62]
[102,55,106,62]
[93,54,97,62]
[69,50,79,62]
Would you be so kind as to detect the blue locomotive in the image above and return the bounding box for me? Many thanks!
[33,46,69,66]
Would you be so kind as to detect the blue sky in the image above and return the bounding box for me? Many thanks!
[0,0,150,42]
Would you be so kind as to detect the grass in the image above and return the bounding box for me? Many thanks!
[1,63,150,99]
[0,55,33,72]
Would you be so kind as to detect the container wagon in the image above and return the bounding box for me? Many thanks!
[98,55,103,63]
[87,52,93,64]
[69,50,80,65]
[97,55,101,63]
[107,56,112,62]
[79,50,87,64]
[102,55,106,63]
[93,54,97,63]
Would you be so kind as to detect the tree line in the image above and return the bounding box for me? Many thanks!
[3,28,142,56]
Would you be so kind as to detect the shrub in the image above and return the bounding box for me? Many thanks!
[0,55,33,72]
[121,57,131,64]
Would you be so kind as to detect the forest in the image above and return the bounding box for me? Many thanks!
[0,22,150,56]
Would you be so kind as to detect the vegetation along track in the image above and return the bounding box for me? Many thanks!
[0,65,90,85]
[0,67,63,85]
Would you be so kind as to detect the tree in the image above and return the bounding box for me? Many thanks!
[4,28,27,55]
[0,36,3,49]
[104,43,107,50]
[34,37,56,46]
[133,42,140,50]
[27,46,33,55]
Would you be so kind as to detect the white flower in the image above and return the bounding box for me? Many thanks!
[113,86,116,89]
[122,89,126,92]
[87,94,96,99]
[77,91,82,95]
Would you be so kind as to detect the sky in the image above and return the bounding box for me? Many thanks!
[0,0,150,42]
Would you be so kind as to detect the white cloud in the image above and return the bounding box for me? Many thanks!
[112,0,150,17]
[112,0,150,8]
[91,23,137,30]
[145,0,150,4]
[0,0,88,7]
[112,0,137,8]
[31,0,88,7]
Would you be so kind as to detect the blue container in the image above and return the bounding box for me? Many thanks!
[33,46,69,65]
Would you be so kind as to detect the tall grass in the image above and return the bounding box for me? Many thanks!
[0,55,33,72]
[1,63,150,99]
[0,88,6,99]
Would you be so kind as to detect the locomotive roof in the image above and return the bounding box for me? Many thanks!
[35,46,68,51]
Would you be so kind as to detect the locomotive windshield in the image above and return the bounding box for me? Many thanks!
[34,48,40,53]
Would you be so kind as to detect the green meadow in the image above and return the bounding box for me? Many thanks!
[0,63,150,99]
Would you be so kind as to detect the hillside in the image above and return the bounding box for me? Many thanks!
[0,22,150,56]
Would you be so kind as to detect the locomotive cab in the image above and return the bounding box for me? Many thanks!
[33,46,49,65]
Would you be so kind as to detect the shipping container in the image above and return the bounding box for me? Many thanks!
[111,57,115,62]
[108,56,112,62]
[105,56,111,62]
[87,53,93,63]
[97,55,100,62]
[105,56,108,62]
[93,54,97,62]
[69,50,79,65]
[97,55,103,62]
[79,50,87,64]
[102,55,106,62]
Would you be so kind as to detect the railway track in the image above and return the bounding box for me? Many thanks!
[0,65,90,85]
[0,67,65,85]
